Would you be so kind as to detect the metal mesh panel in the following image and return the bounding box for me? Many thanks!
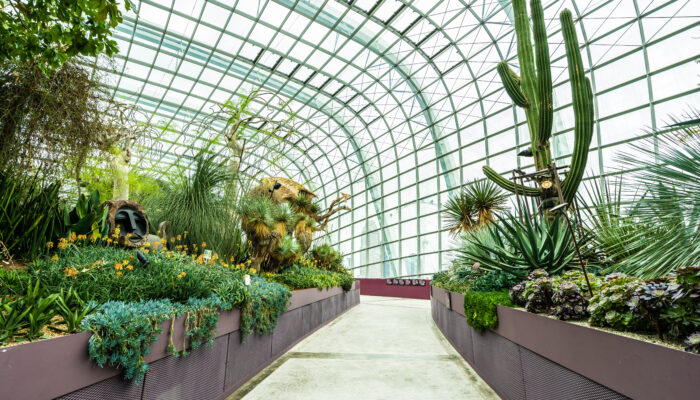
[303,301,323,336]
[271,307,303,355]
[519,346,629,400]
[472,330,527,400]
[224,329,273,390]
[55,375,143,400]
[141,335,227,400]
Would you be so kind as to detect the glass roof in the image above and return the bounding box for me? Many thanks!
[101,0,700,278]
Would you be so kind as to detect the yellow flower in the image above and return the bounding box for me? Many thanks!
[77,234,87,241]
[177,234,182,241]
[166,252,172,258]
[46,241,54,249]
[106,238,113,244]
[69,232,77,242]
[116,271,123,278]
[126,232,133,238]
[249,268,256,274]
[126,265,133,271]
[114,263,123,271]
[201,242,206,248]
[57,238,69,250]
[144,241,150,247]
[170,237,176,243]
[50,254,59,262]
[143,249,150,254]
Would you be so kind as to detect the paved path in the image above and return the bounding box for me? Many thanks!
[228,296,498,400]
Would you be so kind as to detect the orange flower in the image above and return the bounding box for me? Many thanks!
[50,254,59,262]
[114,263,123,271]
[126,265,134,271]
[46,241,54,249]
[201,242,206,248]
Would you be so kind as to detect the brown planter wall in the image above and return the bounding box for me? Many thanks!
[431,286,700,400]
[0,282,360,400]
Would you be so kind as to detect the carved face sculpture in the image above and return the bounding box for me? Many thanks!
[114,207,148,243]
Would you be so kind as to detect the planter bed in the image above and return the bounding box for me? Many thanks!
[431,285,700,400]
[0,282,360,400]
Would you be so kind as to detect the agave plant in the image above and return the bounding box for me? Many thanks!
[443,180,508,236]
[458,213,576,278]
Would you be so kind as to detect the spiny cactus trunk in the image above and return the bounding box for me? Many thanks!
[483,0,594,211]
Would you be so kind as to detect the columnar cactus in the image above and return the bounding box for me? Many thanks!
[483,0,594,207]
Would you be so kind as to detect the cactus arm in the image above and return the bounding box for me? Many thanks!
[483,166,541,197]
[559,9,595,203]
[512,0,540,143]
[531,0,553,146]
[497,62,529,108]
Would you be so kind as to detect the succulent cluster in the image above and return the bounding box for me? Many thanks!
[524,277,555,313]
[588,273,647,331]
[633,280,674,336]
[684,332,700,354]
[509,282,527,306]
[551,282,588,320]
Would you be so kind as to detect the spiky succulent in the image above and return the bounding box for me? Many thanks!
[551,281,588,320]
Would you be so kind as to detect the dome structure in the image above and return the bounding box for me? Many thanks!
[101,0,699,278]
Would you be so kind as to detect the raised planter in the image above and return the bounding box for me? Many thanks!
[358,278,431,299]
[431,285,700,400]
[0,282,360,400]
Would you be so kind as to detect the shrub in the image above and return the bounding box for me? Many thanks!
[269,266,354,291]
[308,244,345,272]
[633,279,674,337]
[30,245,247,306]
[470,270,520,292]
[551,282,588,320]
[588,274,647,331]
[463,290,513,332]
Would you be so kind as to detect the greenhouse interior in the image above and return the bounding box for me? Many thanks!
[0,0,698,399]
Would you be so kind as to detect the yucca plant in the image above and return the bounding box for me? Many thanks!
[459,212,576,278]
[271,234,300,271]
[293,213,316,253]
[443,180,508,236]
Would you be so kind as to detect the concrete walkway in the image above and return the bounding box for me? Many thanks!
[228,296,498,400]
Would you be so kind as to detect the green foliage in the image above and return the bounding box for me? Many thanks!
[240,276,291,339]
[0,296,31,344]
[430,268,472,294]
[54,288,98,333]
[30,246,247,306]
[443,180,508,236]
[0,173,64,261]
[269,266,354,292]
[82,299,175,382]
[484,0,594,208]
[290,193,320,215]
[463,290,513,332]
[23,279,58,340]
[0,0,131,74]
[308,243,345,272]
[64,190,108,237]
[588,274,647,331]
[145,151,247,262]
[551,282,588,320]
[459,213,575,278]
[470,270,520,293]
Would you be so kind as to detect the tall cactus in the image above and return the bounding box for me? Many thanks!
[483,0,594,208]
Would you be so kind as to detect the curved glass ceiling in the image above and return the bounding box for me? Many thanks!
[103,0,700,278]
